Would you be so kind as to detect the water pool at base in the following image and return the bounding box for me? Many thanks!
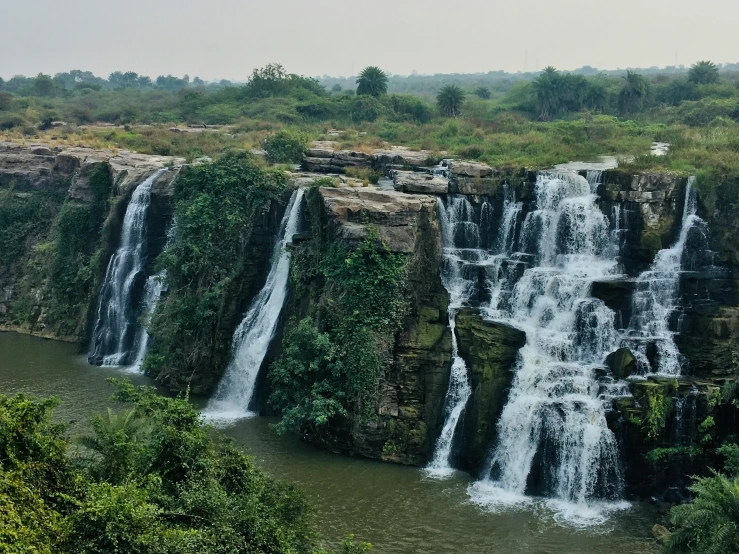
[0,332,660,554]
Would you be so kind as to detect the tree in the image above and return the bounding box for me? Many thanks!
[436,84,465,117]
[475,86,491,99]
[356,66,388,97]
[332,83,342,92]
[33,73,55,96]
[618,70,647,116]
[689,61,721,85]
[664,474,739,554]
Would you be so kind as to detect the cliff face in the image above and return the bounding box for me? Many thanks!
[265,186,454,465]
[0,142,181,341]
[4,139,739,498]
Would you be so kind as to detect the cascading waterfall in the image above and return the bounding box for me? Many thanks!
[205,189,304,422]
[88,168,167,367]
[622,177,705,375]
[128,219,178,371]
[468,171,626,524]
[426,196,482,476]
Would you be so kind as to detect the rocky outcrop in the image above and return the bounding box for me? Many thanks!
[266,185,453,465]
[454,309,526,474]
[302,142,437,174]
[319,188,439,253]
[391,170,448,195]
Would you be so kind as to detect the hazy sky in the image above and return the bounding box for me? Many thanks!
[3,0,739,80]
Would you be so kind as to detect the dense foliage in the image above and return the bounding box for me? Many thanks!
[145,153,287,390]
[0,383,370,553]
[269,227,408,437]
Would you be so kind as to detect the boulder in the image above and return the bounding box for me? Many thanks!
[606,347,637,379]
[392,171,448,195]
[651,524,670,545]
[319,187,438,253]
[371,147,432,168]
[450,160,493,178]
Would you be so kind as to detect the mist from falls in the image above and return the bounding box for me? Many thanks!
[88,168,167,367]
[205,189,304,423]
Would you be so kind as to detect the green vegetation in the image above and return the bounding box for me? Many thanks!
[664,473,739,554]
[145,153,287,390]
[46,164,112,335]
[264,128,310,163]
[0,382,369,553]
[269,227,408,436]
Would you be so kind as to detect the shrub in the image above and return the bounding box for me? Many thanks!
[264,128,310,163]
[345,167,381,184]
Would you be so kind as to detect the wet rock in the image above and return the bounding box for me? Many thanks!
[606,347,637,379]
[454,308,526,474]
[651,524,670,545]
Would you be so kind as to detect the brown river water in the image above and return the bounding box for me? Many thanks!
[0,332,661,554]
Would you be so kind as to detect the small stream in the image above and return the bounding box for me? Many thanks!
[0,332,660,553]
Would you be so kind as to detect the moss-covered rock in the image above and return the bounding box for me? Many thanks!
[454,308,526,474]
[606,347,637,379]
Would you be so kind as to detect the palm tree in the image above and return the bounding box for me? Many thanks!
[618,70,646,116]
[356,66,388,97]
[76,407,151,483]
[437,85,465,118]
[474,86,491,99]
[531,66,565,120]
[689,60,721,85]
[665,474,739,553]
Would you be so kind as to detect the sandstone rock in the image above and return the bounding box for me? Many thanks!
[391,171,448,195]
[450,160,493,178]
[370,147,432,168]
[319,187,438,253]
[606,347,637,379]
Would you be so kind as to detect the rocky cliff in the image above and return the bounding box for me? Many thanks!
[0,142,181,341]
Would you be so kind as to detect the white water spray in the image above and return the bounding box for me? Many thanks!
[205,189,304,423]
[88,168,167,367]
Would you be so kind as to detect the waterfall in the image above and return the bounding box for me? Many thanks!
[205,189,304,423]
[88,168,167,367]
[623,178,704,376]
[426,196,481,476]
[468,171,626,524]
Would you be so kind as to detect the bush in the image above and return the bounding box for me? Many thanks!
[264,128,310,163]
[0,113,27,130]
[0,383,323,554]
[664,473,739,554]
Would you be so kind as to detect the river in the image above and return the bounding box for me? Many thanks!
[0,332,660,554]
